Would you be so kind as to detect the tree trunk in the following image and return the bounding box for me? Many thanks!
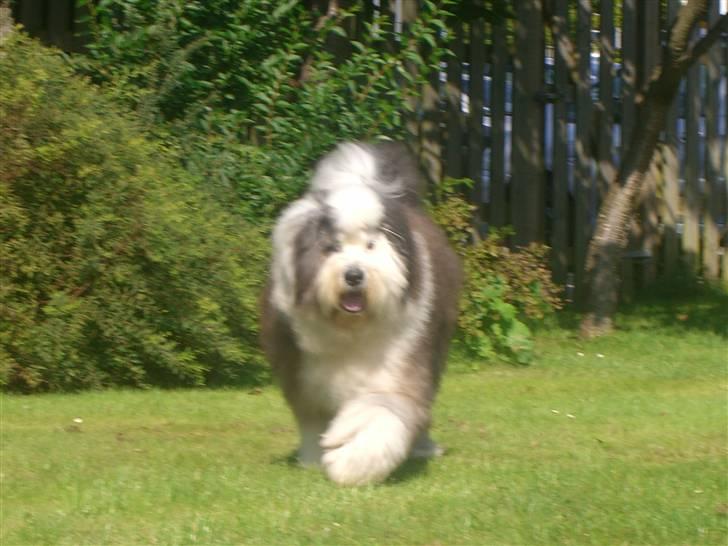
[580,0,728,336]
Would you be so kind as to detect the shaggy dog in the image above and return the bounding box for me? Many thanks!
[261,142,462,486]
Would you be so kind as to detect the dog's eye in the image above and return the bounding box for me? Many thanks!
[366,240,376,250]
[324,242,341,254]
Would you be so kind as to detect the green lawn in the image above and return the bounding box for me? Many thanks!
[2,295,727,545]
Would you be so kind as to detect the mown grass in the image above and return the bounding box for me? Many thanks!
[2,291,727,545]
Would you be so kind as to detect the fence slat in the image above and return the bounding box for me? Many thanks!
[574,0,593,306]
[488,18,507,228]
[660,0,681,278]
[597,0,615,199]
[445,20,465,179]
[703,3,722,279]
[683,50,702,272]
[550,0,570,286]
[638,1,661,285]
[468,18,486,211]
[724,29,728,283]
[620,0,638,300]
[511,0,545,246]
[419,71,443,186]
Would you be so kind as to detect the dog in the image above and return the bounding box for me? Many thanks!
[260,141,462,486]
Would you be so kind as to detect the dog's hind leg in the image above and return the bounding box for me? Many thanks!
[410,431,444,458]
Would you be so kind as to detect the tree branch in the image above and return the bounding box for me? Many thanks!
[298,0,341,85]
[682,12,728,68]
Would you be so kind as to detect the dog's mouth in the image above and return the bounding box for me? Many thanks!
[339,291,366,314]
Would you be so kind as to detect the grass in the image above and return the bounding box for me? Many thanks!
[1,291,727,545]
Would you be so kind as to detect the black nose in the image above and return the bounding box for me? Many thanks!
[344,267,364,287]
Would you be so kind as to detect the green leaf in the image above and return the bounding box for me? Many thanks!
[272,0,298,20]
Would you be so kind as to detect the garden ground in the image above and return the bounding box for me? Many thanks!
[2,290,727,545]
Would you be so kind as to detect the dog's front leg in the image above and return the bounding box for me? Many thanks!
[320,394,426,486]
[297,419,328,467]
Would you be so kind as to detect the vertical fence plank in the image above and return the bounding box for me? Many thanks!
[420,71,443,185]
[46,0,73,52]
[597,0,615,199]
[468,18,486,212]
[550,0,570,286]
[445,20,465,179]
[661,0,682,278]
[683,47,702,273]
[703,3,722,279]
[574,0,593,306]
[620,0,637,158]
[489,18,507,228]
[723,30,728,283]
[511,0,545,246]
[638,1,661,284]
[18,0,46,42]
[400,1,421,155]
[620,0,638,299]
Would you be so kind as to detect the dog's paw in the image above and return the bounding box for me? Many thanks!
[321,405,411,486]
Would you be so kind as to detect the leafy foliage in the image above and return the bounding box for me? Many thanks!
[430,180,563,364]
[0,34,268,391]
[74,0,450,222]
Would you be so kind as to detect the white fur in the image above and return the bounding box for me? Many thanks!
[313,235,408,321]
[311,142,402,198]
[271,196,319,315]
[325,184,384,235]
[269,143,442,486]
[321,402,411,486]
[313,233,436,485]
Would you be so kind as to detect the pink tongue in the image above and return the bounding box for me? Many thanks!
[341,293,365,313]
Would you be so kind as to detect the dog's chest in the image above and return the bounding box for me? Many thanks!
[299,346,396,414]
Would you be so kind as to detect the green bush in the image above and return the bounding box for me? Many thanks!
[430,180,563,365]
[74,0,450,222]
[0,34,268,391]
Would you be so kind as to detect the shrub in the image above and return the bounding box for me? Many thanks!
[74,0,450,222]
[430,180,563,365]
[0,34,267,391]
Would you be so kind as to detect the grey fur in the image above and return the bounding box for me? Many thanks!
[260,142,462,484]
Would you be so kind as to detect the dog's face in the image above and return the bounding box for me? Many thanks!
[288,185,411,324]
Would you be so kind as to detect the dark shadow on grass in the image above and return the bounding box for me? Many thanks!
[270,450,300,467]
[269,449,432,485]
[385,457,430,485]
[617,276,728,338]
[545,272,728,338]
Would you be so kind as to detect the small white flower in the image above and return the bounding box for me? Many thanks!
[567,414,576,419]
[73,418,83,424]
[577,352,585,357]
[596,353,605,358]
[551,409,560,414]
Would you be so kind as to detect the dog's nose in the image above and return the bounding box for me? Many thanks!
[344,266,364,287]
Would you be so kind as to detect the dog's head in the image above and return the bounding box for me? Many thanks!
[271,145,416,325]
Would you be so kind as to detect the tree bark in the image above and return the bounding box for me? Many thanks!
[580,0,728,336]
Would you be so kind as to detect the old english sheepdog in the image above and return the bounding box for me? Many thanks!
[261,141,462,486]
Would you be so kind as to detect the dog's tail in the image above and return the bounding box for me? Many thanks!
[310,141,425,204]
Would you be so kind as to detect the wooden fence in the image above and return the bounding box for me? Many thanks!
[407,0,728,302]
[10,0,86,52]
[11,0,728,302]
